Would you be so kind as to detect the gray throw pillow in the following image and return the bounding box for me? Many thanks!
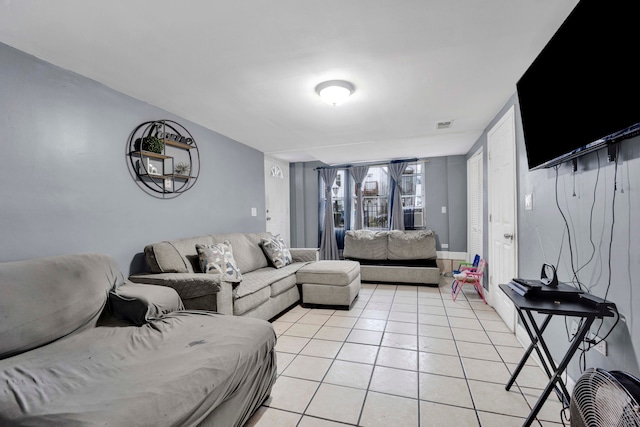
[195,241,243,282]
[261,235,292,268]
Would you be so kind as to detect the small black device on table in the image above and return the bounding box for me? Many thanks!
[500,266,617,427]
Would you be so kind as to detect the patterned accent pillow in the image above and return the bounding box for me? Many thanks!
[195,241,242,282]
[261,235,292,269]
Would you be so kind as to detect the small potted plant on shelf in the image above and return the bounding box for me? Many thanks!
[135,135,164,154]
[174,162,191,176]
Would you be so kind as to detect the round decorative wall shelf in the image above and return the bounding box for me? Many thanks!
[126,120,200,199]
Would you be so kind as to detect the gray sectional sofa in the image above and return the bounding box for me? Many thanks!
[343,229,441,285]
[130,232,318,320]
[0,253,276,426]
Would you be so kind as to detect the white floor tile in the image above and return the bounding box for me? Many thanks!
[265,376,319,413]
[324,315,358,328]
[276,352,296,375]
[281,355,333,381]
[299,339,343,359]
[461,357,512,384]
[451,327,491,344]
[388,311,419,323]
[420,401,479,427]
[275,335,311,354]
[456,341,502,361]
[245,406,301,427]
[418,336,458,356]
[324,359,373,389]
[298,313,332,326]
[360,391,419,427]
[377,346,418,370]
[385,320,418,335]
[354,318,387,332]
[419,372,473,408]
[272,320,294,336]
[382,332,419,350]
[283,322,322,338]
[314,326,351,341]
[468,379,532,418]
[369,366,418,398]
[305,383,367,425]
[337,342,379,364]
[418,324,453,340]
[360,309,390,320]
[418,351,464,378]
[298,416,351,427]
[418,314,449,327]
[347,329,383,346]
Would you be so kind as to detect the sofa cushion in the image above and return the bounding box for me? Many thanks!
[233,287,271,316]
[387,230,437,260]
[234,263,304,298]
[0,253,123,359]
[144,241,188,273]
[261,234,292,268]
[212,232,271,274]
[270,274,298,298]
[196,241,243,283]
[343,230,389,260]
[145,236,214,273]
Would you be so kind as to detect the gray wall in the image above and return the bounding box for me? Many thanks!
[472,93,640,379]
[0,42,266,275]
[290,157,467,253]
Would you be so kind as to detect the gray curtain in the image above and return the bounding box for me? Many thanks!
[350,165,369,230]
[388,161,408,230]
[319,168,339,260]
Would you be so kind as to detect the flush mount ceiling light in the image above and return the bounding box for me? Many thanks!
[315,80,355,106]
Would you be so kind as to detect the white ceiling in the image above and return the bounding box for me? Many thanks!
[0,0,578,165]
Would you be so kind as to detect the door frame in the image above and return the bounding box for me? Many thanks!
[487,105,518,329]
[466,147,483,265]
[264,156,291,244]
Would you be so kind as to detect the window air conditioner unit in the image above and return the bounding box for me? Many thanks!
[413,208,424,228]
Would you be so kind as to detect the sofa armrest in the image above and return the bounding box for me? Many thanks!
[290,248,319,263]
[129,273,222,299]
[108,281,184,325]
[215,281,234,316]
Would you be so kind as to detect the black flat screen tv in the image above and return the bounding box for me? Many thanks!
[516,0,640,170]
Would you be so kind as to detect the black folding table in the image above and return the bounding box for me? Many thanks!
[499,283,616,427]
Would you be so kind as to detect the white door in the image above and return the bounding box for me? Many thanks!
[467,149,483,263]
[264,156,290,244]
[487,106,518,332]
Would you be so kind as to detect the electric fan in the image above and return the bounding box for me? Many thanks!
[570,368,640,426]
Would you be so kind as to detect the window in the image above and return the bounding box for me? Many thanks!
[362,166,389,229]
[320,161,427,239]
[400,162,425,229]
[331,169,346,228]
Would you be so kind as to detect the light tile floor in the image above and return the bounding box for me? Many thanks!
[246,277,567,427]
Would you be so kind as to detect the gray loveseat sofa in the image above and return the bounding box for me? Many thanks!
[0,253,276,426]
[343,229,440,285]
[130,232,318,320]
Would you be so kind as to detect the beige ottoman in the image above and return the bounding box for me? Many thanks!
[296,260,361,309]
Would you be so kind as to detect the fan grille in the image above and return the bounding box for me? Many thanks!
[570,368,640,427]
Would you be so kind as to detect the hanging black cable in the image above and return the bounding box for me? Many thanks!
[554,166,585,291]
